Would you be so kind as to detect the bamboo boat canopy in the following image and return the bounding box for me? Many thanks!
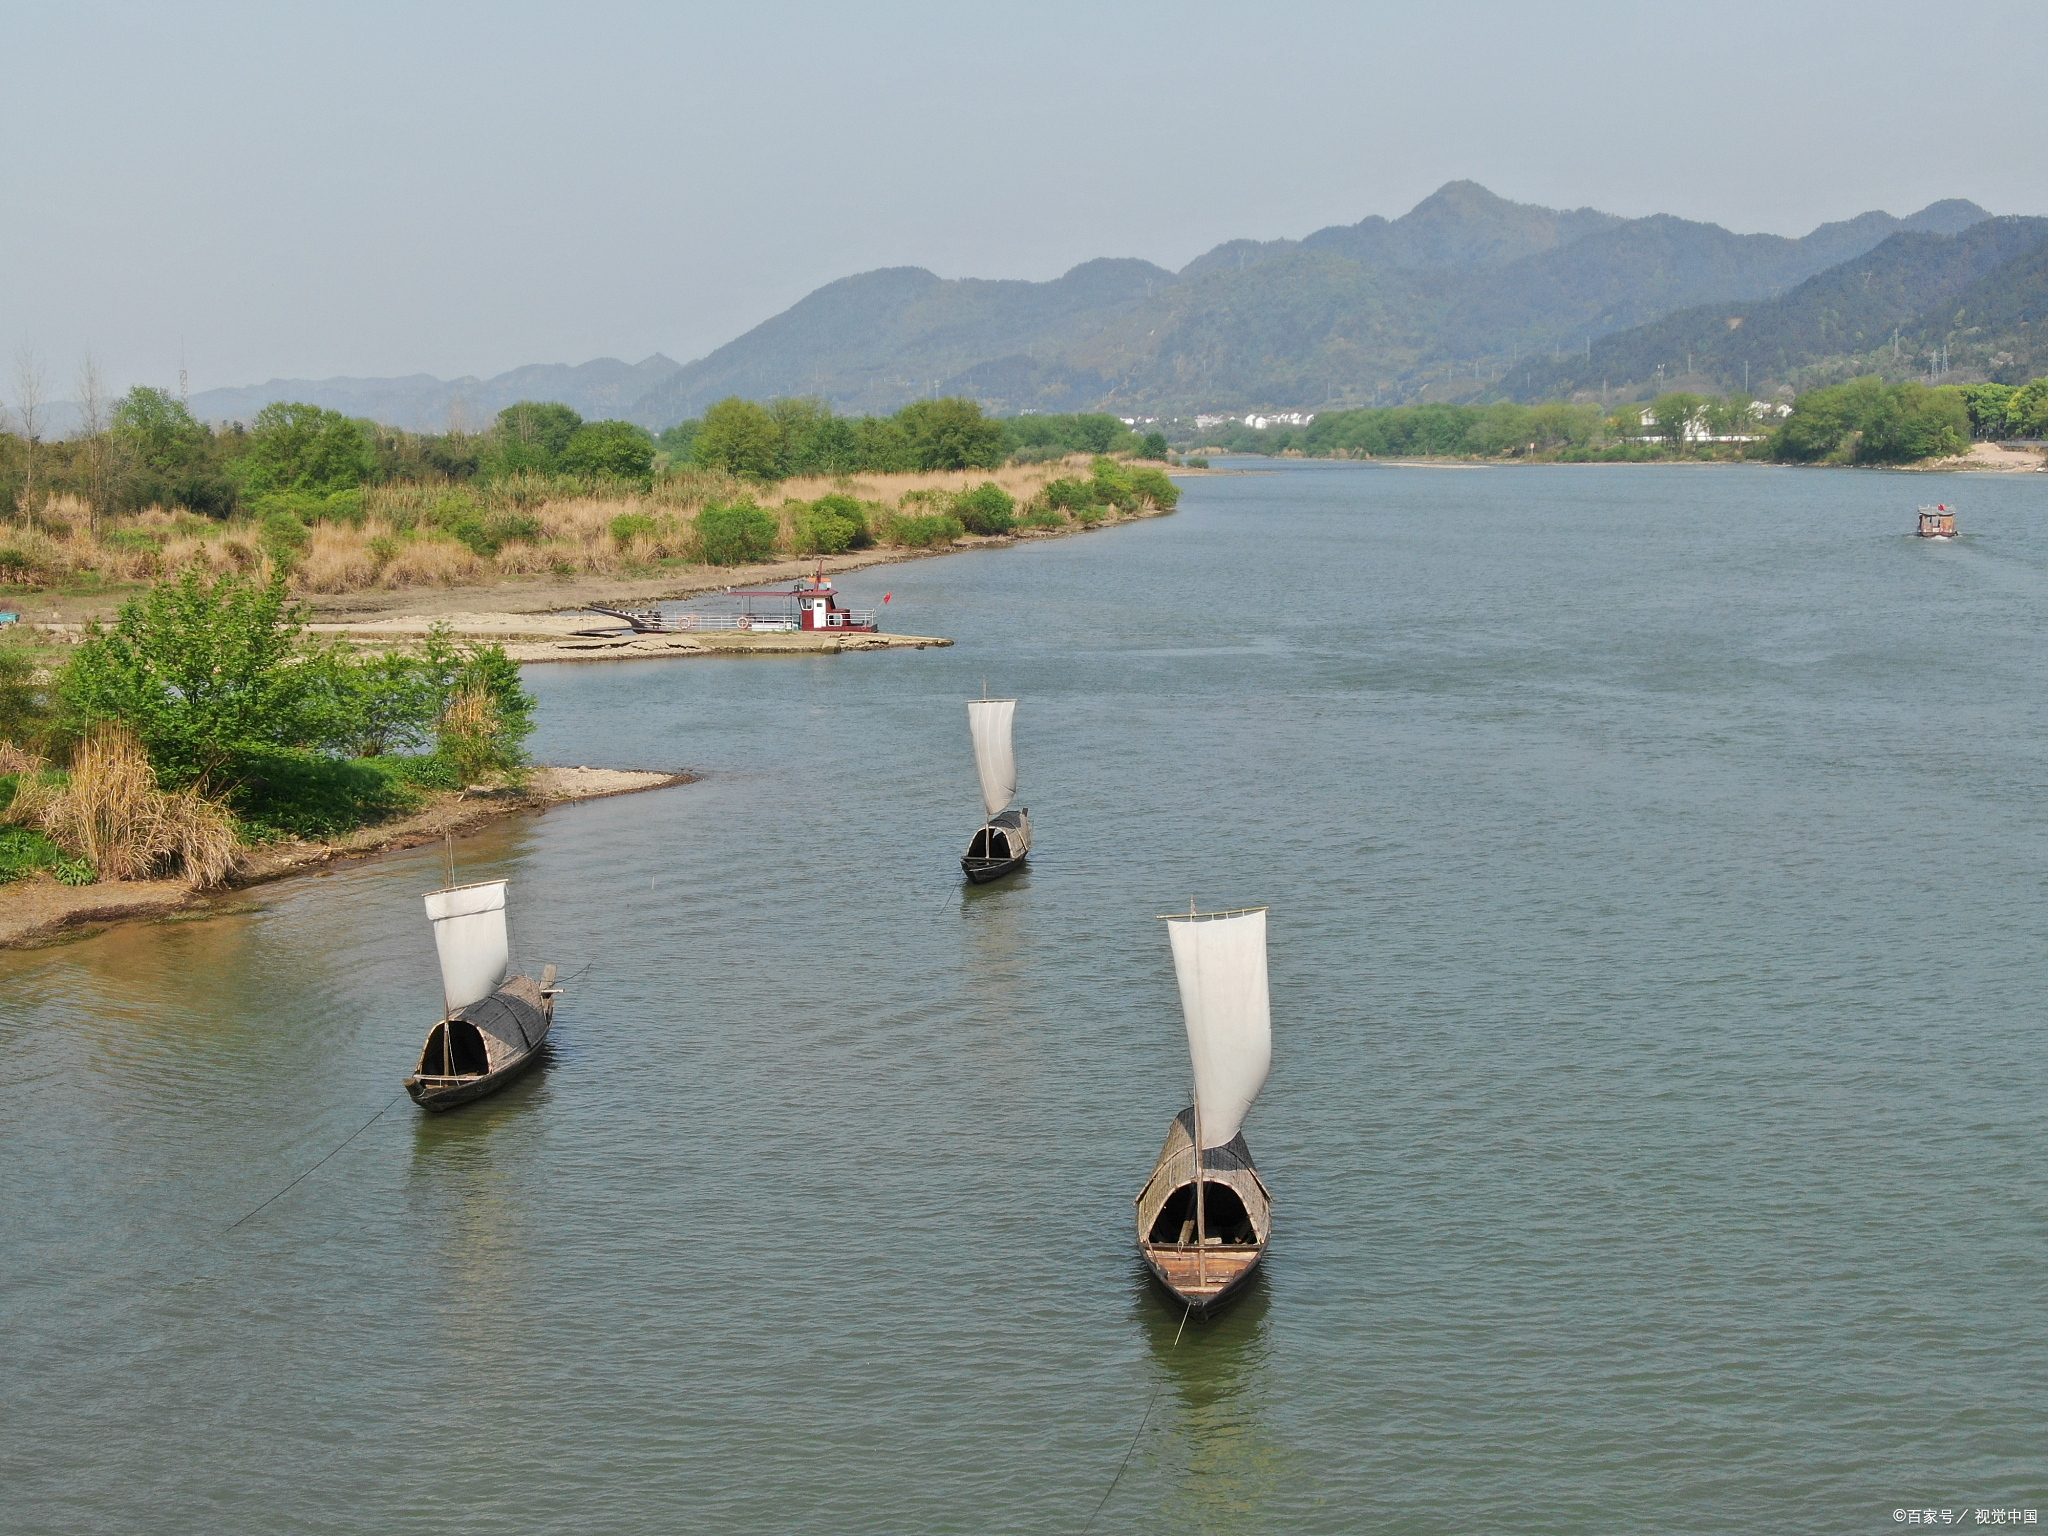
[967,698,1018,818]
[424,879,510,1014]
[1166,907,1271,1149]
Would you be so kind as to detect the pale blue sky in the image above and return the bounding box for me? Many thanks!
[5,0,2043,395]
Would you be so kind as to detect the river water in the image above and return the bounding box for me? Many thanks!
[4,460,2045,1534]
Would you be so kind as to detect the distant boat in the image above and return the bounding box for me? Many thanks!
[1135,905,1273,1314]
[404,877,558,1110]
[1917,504,1958,538]
[962,695,1030,883]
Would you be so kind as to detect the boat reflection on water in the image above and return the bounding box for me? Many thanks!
[1132,1272,1285,1531]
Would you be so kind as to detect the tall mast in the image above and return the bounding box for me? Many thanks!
[1190,898,1206,1289]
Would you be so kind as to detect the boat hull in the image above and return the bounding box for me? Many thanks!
[1133,1108,1271,1315]
[961,852,1027,883]
[405,975,555,1111]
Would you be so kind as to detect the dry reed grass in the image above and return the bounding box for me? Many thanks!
[0,742,42,776]
[1,459,1112,599]
[380,538,487,587]
[295,526,380,593]
[8,727,239,887]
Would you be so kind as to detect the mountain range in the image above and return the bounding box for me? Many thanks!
[188,182,2044,430]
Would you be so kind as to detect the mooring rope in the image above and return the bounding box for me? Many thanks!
[1078,1301,1193,1535]
[226,1091,404,1230]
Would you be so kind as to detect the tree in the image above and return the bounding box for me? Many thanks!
[2008,379,2048,438]
[11,346,46,524]
[1960,382,2017,439]
[112,387,207,475]
[693,398,783,479]
[656,419,700,463]
[562,420,656,480]
[233,402,375,496]
[75,355,113,534]
[491,401,583,476]
[58,571,316,785]
[897,397,1006,470]
[1648,392,1705,453]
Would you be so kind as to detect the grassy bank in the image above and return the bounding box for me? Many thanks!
[0,457,1179,601]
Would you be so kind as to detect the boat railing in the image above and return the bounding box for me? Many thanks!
[658,610,880,631]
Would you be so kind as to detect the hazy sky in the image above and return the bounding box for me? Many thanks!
[5,0,2044,396]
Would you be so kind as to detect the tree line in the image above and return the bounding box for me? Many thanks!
[1,384,1164,531]
[1197,372,2048,465]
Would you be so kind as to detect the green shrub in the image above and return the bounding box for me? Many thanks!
[1139,431,1168,459]
[1186,456,1210,470]
[100,528,166,554]
[811,494,871,547]
[1021,504,1065,529]
[0,546,51,584]
[793,502,859,555]
[1125,466,1181,509]
[427,495,541,557]
[259,509,311,567]
[952,481,1016,535]
[695,499,779,565]
[250,488,366,526]
[0,825,64,883]
[891,513,964,549]
[1042,477,1094,511]
[610,513,661,547]
[1089,457,1136,509]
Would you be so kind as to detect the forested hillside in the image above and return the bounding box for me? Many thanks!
[1503,217,2048,401]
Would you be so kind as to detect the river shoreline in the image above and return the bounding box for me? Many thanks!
[0,765,689,950]
[6,493,1179,637]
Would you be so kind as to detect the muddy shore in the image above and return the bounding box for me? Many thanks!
[0,766,687,950]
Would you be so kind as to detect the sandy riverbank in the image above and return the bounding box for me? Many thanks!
[0,765,686,950]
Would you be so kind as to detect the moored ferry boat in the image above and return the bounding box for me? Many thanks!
[581,566,884,635]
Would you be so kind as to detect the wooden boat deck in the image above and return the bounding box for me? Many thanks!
[1139,1242,1264,1308]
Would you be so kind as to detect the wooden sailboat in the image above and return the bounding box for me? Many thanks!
[404,874,560,1110]
[962,694,1030,883]
[1135,905,1273,1313]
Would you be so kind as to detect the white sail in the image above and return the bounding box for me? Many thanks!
[967,698,1018,819]
[424,879,509,1014]
[1167,908,1271,1149]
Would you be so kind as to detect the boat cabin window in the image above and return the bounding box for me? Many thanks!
[421,1020,490,1077]
[968,828,1012,860]
[1148,1180,1256,1246]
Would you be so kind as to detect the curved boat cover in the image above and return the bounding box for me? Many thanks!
[451,980,549,1072]
[425,879,509,1014]
[968,699,1017,818]
[1167,908,1271,1148]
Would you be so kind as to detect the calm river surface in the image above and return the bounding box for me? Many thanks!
[5,461,2046,1534]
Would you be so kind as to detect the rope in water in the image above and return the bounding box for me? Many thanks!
[1078,1302,1193,1535]
[226,1091,404,1229]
